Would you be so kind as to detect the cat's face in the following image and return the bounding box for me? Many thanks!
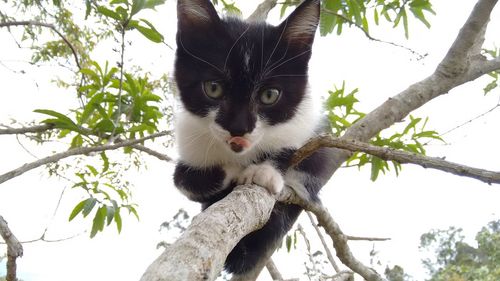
[175,0,320,155]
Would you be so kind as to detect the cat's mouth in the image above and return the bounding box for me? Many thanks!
[227,137,251,153]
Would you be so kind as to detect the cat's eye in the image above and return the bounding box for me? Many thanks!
[259,88,281,105]
[202,81,224,99]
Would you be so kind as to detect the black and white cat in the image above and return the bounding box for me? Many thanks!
[173,0,336,276]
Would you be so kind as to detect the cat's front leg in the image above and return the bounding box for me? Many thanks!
[174,161,232,204]
[237,162,284,194]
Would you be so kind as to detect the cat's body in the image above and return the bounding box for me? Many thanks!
[173,0,335,276]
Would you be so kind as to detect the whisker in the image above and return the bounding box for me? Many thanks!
[261,44,289,80]
[263,18,288,72]
[183,130,210,148]
[264,49,311,76]
[203,136,216,167]
[263,74,308,79]
[179,34,223,74]
[224,26,251,71]
[260,26,265,73]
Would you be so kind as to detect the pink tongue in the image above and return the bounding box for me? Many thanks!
[228,137,250,152]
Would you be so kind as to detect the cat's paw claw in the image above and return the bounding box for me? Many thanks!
[237,163,284,194]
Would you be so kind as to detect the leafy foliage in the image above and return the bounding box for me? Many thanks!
[279,0,435,38]
[1,0,173,237]
[325,82,443,181]
[211,0,242,16]
[419,220,500,281]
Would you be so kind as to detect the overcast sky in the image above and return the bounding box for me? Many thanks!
[1,1,500,280]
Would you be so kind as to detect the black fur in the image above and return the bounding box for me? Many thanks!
[173,0,333,276]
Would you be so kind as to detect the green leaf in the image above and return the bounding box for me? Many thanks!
[144,0,166,10]
[106,205,115,226]
[131,0,146,16]
[97,6,122,21]
[90,206,107,238]
[86,165,99,176]
[69,199,89,221]
[114,208,123,233]
[70,134,83,148]
[82,197,98,217]
[126,205,140,221]
[80,92,105,124]
[286,235,292,252]
[94,119,115,133]
[134,24,163,43]
[402,116,421,135]
[100,152,110,173]
[85,0,92,20]
[34,109,77,127]
[370,156,383,181]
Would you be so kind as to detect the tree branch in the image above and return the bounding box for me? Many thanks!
[247,0,278,22]
[0,216,23,281]
[266,258,285,280]
[0,123,54,135]
[306,211,341,273]
[294,0,500,172]
[130,144,173,162]
[0,131,170,185]
[140,185,275,281]
[292,135,500,185]
[0,21,81,69]
[0,123,173,163]
[278,190,384,281]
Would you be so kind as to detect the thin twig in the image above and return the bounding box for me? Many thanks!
[278,189,384,281]
[292,135,500,185]
[0,123,54,135]
[130,144,174,162]
[0,21,81,69]
[306,211,341,273]
[0,130,170,185]
[266,258,284,280]
[1,123,173,163]
[321,8,427,60]
[346,235,390,242]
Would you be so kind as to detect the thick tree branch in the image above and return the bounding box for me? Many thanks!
[0,131,170,185]
[0,21,81,69]
[293,135,500,185]
[140,185,274,281]
[0,216,23,281]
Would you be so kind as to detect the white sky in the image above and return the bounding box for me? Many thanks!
[1,0,500,280]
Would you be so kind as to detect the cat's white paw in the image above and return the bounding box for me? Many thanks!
[237,163,284,194]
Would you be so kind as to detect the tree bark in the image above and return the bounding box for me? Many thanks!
[140,185,274,281]
[0,216,23,281]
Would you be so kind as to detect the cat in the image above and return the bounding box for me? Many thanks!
[173,0,336,277]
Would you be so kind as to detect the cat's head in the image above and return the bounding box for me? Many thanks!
[175,0,320,155]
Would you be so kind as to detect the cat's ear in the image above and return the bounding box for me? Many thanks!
[177,0,221,31]
[280,0,320,46]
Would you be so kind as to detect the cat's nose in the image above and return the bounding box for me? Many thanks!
[228,127,248,137]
